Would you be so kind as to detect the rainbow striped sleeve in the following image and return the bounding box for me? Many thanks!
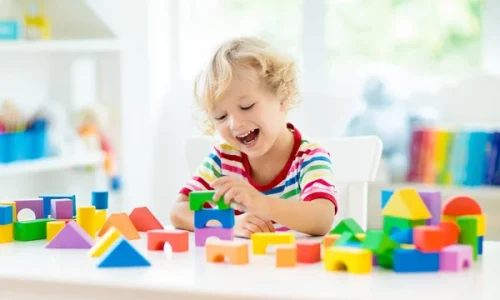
[179,146,222,196]
[298,144,338,213]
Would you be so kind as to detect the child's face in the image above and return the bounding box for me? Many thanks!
[210,67,287,158]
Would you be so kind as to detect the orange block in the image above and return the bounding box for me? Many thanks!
[206,240,249,265]
[414,225,444,252]
[147,229,188,252]
[129,206,164,232]
[296,240,321,263]
[97,213,140,240]
[443,195,482,216]
[276,244,296,267]
[323,234,340,248]
[439,220,460,246]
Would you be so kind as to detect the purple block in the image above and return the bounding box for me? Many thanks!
[194,227,233,246]
[418,190,441,225]
[51,199,73,219]
[14,199,44,219]
[439,244,473,272]
[46,221,94,249]
[372,254,378,266]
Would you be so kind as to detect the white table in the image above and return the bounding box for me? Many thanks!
[0,232,498,300]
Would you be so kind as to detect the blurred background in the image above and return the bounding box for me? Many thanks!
[0,0,498,238]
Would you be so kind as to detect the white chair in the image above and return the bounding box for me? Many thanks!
[184,135,383,230]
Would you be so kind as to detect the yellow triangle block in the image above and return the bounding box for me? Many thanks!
[88,226,122,258]
[382,188,431,220]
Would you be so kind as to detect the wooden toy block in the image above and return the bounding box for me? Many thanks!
[382,188,431,220]
[383,216,425,235]
[439,244,473,272]
[206,240,249,265]
[89,227,121,257]
[50,199,72,219]
[91,191,108,210]
[0,223,13,243]
[14,218,53,241]
[251,232,295,254]
[324,246,372,274]
[323,234,340,248]
[414,225,445,252]
[0,205,13,225]
[0,201,16,222]
[14,199,44,219]
[456,216,478,261]
[46,221,65,241]
[129,206,164,232]
[40,195,76,218]
[276,244,296,267]
[389,228,413,244]
[362,230,399,255]
[393,248,439,272]
[195,227,233,246]
[296,240,321,263]
[478,236,484,255]
[98,212,140,240]
[439,220,460,246]
[194,208,235,229]
[189,190,230,211]
[98,237,151,268]
[77,206,96,239]
[46,221,94,249]
[95,209,106,231]
[329,218,363,235]
[147,229,189,252]
[442,195,482,216]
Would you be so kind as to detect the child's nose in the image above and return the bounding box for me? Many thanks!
[229,115,244,131]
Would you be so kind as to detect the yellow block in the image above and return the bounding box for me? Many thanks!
[0,223,13,243]
[401,244,415,249]
[465,214,486,236]
[382,188,431,220]
[324,246,372,274]
[88,227,121,258]
[47,221,65,241]
[251,233,295,254]
[95,209,107,231]
[442,215,457,224]
[355,233,366,241]
[77,206,96,239]
[0,201,16,222]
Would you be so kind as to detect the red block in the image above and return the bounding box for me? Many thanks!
[296,240,321,263]
[442,195,482,216]
[414,225,444,252]
[147,229,189,252]
[439,221,460,246]
[129,206,164,232]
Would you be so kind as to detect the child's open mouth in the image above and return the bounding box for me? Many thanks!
[236,129,260,146]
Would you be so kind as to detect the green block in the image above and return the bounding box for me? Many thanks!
[383,216,425,234]
[14,218,54,241]
[362,230,399,255]
[330,218,364,235]
[377,250,394,269]
[333,232,361,247]
[457,216,478,261]
[188,190,230,211]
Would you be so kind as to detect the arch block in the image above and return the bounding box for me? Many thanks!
[251,233,295,255]
[194,208,235,229]
[324,246,372,274]
[206,240,249,265]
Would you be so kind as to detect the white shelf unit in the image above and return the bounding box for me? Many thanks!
[0,39,120,52]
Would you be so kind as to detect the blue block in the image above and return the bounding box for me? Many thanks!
[0,20,21,40]
[194,208,235,228]
[92,191,109,210]
[98,237,151,268]
[393,248,439,272]
[478,236,483,255]
[39,195,76,218]
[381,189,393,209]
[390,228,413,244]
[0,205,13,225]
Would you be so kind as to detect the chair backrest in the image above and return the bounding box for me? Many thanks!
[184,135,383,230]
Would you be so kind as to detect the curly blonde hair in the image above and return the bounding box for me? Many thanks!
[193,37,300,135]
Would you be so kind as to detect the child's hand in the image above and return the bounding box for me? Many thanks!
[234,212,275,238]
[212,176,269,216]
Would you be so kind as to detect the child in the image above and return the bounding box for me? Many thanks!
[170,37,338,237]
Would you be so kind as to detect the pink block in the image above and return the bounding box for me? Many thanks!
[194,226,233,246]
[51,199,73,219]
[15,199,44,219]
[439,244,473,272]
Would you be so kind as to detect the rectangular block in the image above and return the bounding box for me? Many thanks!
[393,248,439,272]
[194,227,233,247]
[194,208,235,229]
[40,195,76,218]
[0,205,13,225]
[14,218,54,241]
[15,199,44,219]
[440,244,473,272]
[0,223,13,243]
[51,199,73,219]
[457,216,478,261]
[0,201,16,222]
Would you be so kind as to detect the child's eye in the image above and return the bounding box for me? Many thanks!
[241,103,255,111]
[214,114,226,121]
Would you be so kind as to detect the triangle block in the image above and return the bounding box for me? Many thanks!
[129,206,164,232]
[97,212,140,240]
[88,226,122,258]
[46,221,94,249]
[382,188,431,220]
[97,237,151,268]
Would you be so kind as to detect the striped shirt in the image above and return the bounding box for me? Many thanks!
[179,123,338,215]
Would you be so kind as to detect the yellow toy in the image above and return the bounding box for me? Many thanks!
[382,188,431,234]
[89,227,121,258]
[46,221,65,242]
[77,206,96,239]
[0,223,13,243]
[323,246,372,274]
[95,209,107,232]
[251,233,295,254]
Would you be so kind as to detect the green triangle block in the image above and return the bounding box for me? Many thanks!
[330,218,364,235]
[362,230,399,255]
[98,237,151,268]
[332,232,361,247]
